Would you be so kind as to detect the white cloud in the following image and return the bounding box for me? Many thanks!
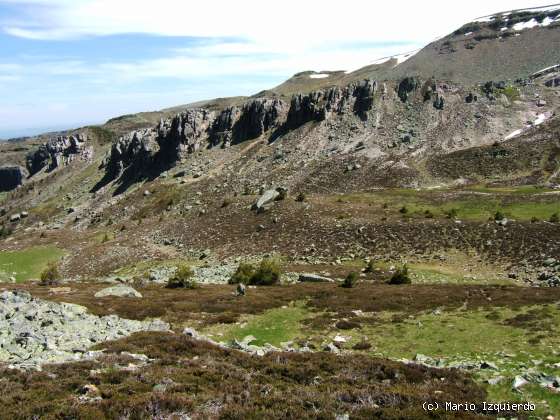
[2,0,553,44]
[0,0,556,136]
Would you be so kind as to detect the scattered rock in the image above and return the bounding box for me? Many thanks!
[0,290,169,369]
[512,376,529,389]
[236,283,246,296]
[94,285,143,298]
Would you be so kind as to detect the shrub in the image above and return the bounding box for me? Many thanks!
[353,339,372,350]
[531,216,539,223]
[221,198,233,208]
[295,192,306,202]
[389,264,411,285]
[494,210,505,221]
[550,213,559,223]
[424,210,434,219]
[364,260,375,273]
[167,264,197,289]
[229,263,255,285]
[101,233,110,243]
[445,208,458,219]
[40,262,60,286]
[249,258,282,286]
[336,319,360,330]
[341,272,358,288]
[399,206,408,214]
[0,224,12,238]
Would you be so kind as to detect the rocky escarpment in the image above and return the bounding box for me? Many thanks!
[0,290,169,370]
[99,80,377,188]
[26,133,91,176]
[0,165,26,191]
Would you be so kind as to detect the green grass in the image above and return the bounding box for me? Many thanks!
[406,262,512,285]
[0,246,65,282]
[334,189,560,221]
[206,303,309,347]
[341,305,560,417]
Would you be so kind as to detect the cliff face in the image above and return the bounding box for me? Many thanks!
[100,80,378,187]
[0,166,26,191]
[26,134,91,176]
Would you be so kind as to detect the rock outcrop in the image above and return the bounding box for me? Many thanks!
[26,134,91,176]
[100,80,378,190]
[0,166,26,191]
[0,290,169,369]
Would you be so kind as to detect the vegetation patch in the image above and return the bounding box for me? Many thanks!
[0,246,65,282]
[206,303,309,347]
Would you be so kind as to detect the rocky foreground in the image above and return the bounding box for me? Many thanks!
[0,290,169,370]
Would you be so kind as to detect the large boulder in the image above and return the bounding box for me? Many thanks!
[252,187,288,211]
[0,166,26,192]
[94,285,142,298]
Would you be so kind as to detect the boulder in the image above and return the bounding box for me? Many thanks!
[298,273,334,283]
[252,187,287,211]
[9,214,21,222]
[236,283,246,296]
[94,285,142,298]
[512,376,528,389]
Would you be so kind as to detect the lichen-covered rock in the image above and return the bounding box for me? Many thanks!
[0,290,168,369]
[94,285,142,298]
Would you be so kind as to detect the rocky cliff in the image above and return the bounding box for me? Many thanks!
[99,80,378,188]
[26,134,91,176]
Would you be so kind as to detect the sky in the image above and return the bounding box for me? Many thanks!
[0,0,553,138]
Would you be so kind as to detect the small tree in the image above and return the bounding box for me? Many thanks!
[249,258,281,286]
[341,272,359,288]
[550,213,559,223]
[229,262,255,285]
[389,264,411,285]
[167,264,197,289]
[40,262,60,286]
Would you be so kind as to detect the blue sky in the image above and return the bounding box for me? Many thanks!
[0,0,550,138]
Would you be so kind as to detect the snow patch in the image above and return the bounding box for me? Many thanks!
[503,112,553,140]
[393,49,420,67]
[370,56,391,65]
[531,63,560,78]
[511,14,560,31]
[504,129,524,140]
[309,73,329,79]
[513,18,540,30]
[474,15,495,23]
[464,31,473,36]
[534,113,550,126]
